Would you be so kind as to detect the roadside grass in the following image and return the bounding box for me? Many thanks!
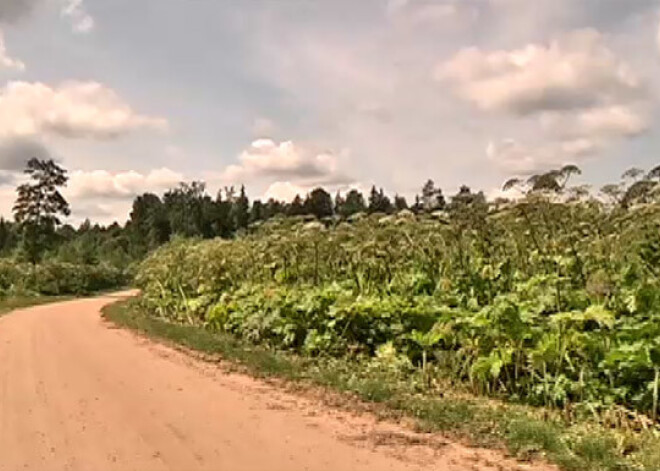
[103,298,660,471]
[0,295,73,315]
[0,286,132,317]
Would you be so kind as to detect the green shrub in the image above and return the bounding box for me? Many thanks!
[0,259,127,296]
[134,203,660,423]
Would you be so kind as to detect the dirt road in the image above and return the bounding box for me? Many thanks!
[0,294,542,471]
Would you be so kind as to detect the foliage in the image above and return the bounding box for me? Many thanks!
[421,179,445,211]
[106,298,660,471]
[13,158,71,263]
[0,260,127,296]
[304,187,333,219]
[337,189,367,217]
[367,186,393,213]
[135,193,660,428]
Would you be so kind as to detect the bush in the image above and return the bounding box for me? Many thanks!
[134,202,660,422]
[0,260,128,296]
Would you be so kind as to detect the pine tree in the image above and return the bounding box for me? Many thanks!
[334,191,345,216]
[287,194,306,216]
[250,199,264,222]
[13,158,71,263]
[215,188,235,238]
[264,198,285,219]
[394,194,408,211]
[368,186,393,214]
[233,185,250,230]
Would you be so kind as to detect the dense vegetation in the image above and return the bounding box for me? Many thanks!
[0,260,126,296]
[135,164,660,431]
[7,155,660,467]
[0,158,449,295]
[7,155,660,431]
[0,159,128,296]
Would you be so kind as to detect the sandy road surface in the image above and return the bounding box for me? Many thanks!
[0,294,547,471]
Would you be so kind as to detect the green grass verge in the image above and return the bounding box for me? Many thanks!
[0,295,74,315]
[0,286,131,317]
[103,299,660,471]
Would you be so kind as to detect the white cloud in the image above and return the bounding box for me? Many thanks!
[61,0,94,34]
[438,29,641,115]
[488,102,649,173]
[541,105,649,139]
[263,181,308,201]
[387,0,478,27]
[220,139,352,186]
[0,81,168,140]
[72,202,116,220]
[440,29,653,175]
[68,199,138,225]
[560,138,599,157]
[579,106,648,137]
[0,30,24,71]
[487,138,599,174]
[66,167,183,199]
[262,180,372,203]
[487,140,551,174]
[0,186,14,218]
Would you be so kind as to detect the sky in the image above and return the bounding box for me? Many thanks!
[0,0,659,224]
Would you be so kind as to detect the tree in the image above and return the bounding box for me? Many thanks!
[334,191,345,216]
[163,182,207,237]
[622,167,645,182]
[250,199,265,223]
[448,185,488,228]
[304,187,333,219]
[377,188,393,213]
[421,180,445,211]
[200,194,222,238]
[600,184,623,206]
[13,158,71,263]
[0,218,16,255]
[339,189,366,217]
[287,194,306,216]
[216,188,236,238]
[368,186,393,214]
[263,198,285,220]
[232,185,250,230]
[411,195,423,213]
[129,193,171,253]
[449,185,486,210]
[394,194,408,211]
[73,221,101,265]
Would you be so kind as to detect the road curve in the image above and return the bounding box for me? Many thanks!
[0,294,541,471]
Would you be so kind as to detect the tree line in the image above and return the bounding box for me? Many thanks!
[1,158,658,267]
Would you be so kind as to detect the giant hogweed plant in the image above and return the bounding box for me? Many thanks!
[136,195,660,425]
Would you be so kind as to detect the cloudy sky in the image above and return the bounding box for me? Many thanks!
[0,0,659,223]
